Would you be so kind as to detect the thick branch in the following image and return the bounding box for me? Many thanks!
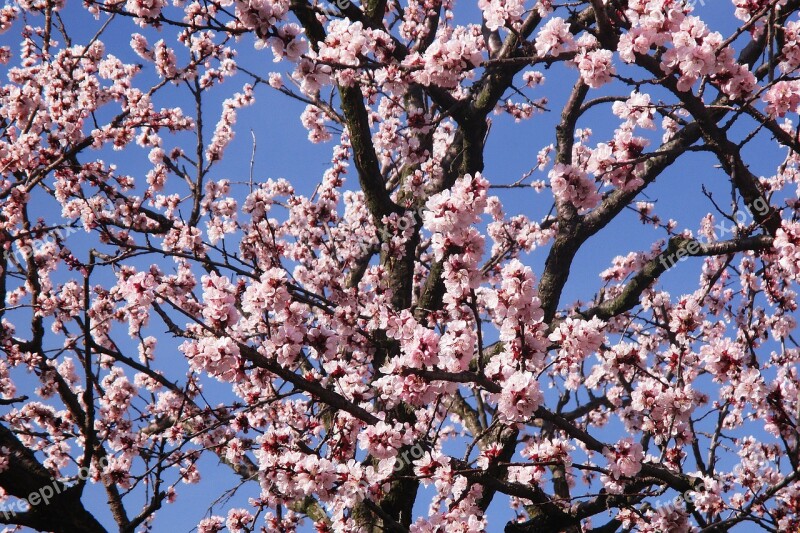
[0,424,107,533]
[580,235,774,321]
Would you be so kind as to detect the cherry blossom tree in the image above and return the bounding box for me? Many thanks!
[1,0,799,531]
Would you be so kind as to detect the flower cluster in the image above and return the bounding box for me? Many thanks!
[548,163,601,210]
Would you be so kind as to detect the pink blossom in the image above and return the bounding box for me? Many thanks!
[763,81,800,118]
[357,421,413,459]
[575,49,615,88]
[604,437,644,479]
[612,91,655,129]
[479,0,525,31]
[780,20,800,73]
[182,336,241,382]
[201,272,240,327]
[197,517,225,533]
[548,163,601,210]
[408,26,484,89]
[126,0,166,20]
[206,85,255,162]
[496,371,543,422]
[534,17,575,57]
[266,23,307,62]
